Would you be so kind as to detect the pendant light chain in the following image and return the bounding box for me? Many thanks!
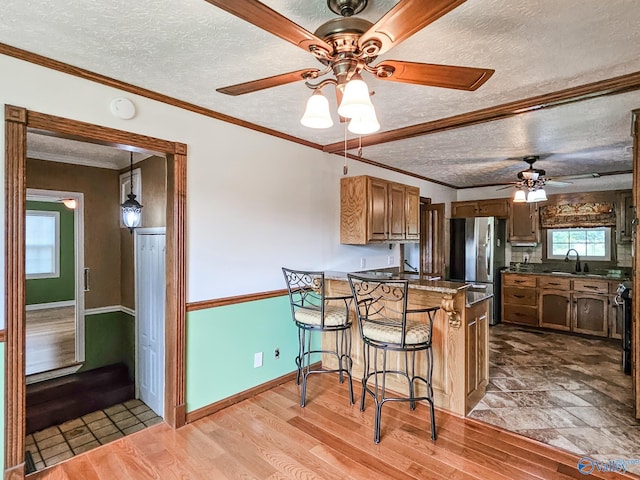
[343,121,348,175]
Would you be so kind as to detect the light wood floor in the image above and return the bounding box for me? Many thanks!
[28,374,639,479]
[26,307,76,375]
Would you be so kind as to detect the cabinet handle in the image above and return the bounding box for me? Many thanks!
[583,285,600,290]
[548,282,560,286]
[514,294,525,298]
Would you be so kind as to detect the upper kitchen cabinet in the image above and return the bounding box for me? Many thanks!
[451,199,509,219]
[616,190,634,243]
[508,202,540,243]
[340,175,419,244]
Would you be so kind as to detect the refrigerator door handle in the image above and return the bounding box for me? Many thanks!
[486,222,492,279]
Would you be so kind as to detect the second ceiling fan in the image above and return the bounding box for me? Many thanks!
[210,0,495,102]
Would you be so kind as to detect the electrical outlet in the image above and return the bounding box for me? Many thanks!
[253,352,263,368]
[360,257,366,268]
[274,348,280,359]
[523,254,529,263]
[388,255,394,265]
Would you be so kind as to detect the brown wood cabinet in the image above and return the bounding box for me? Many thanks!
[503,272,615,337]
[616,190,634,243]
[340,175,420,244]
[508,202,540,243]
[451,198,509,218]
[466,300,489,409]
[502,273,538,326]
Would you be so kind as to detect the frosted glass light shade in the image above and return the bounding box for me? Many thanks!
[301,91,333,128]
[527,188,547,202]
[121,193,143,229]
[348,107,380,134]
[513,190,527,202]
[62,199,77,209]
[338,75,374,119]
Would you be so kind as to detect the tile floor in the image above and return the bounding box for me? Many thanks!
[25,399,162,472]
[469,323,640,475]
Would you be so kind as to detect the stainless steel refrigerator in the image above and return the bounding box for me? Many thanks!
[449,217,507,325]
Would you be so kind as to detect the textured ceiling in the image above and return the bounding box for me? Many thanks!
[2,0,640,188]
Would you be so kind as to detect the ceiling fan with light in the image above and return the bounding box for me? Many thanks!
[209,0,494,134]
[500,156,600,203]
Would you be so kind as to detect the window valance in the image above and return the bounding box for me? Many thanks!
[540,202,615,228]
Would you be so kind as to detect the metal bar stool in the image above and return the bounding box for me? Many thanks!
[348,273,438,443]
[282,268,354,407]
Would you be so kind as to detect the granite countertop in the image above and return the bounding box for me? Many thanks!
[503,268,628,281]
[465,284,494,307]
[324,271,468,295]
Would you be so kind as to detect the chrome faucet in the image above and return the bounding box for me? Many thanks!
[564,248,581,272]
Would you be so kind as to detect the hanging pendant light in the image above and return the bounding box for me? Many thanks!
[121,152,143,232]
[300,90,333,128]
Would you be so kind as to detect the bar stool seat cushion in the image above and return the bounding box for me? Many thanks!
[362,320,430,345]
[294,305,348,327]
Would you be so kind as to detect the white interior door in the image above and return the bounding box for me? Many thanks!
[135,229,166,417]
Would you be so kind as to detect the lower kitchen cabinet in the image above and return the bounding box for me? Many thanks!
[466,300,489,408]
[502,273,538,327]
[540,290,571,331]
[572,292,609,337]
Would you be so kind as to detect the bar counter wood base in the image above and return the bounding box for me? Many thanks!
[325,277,489,416]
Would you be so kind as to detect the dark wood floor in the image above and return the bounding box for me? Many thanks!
[29,374,639,479]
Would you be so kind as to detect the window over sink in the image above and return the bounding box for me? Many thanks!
[546,227,611,261]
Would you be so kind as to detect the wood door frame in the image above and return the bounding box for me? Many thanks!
[4,105,187,479]
[633,108,640,419]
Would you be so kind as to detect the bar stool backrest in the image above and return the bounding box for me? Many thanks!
[282,268,326,327]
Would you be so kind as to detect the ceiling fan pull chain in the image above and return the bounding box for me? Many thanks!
[357,135,362,157]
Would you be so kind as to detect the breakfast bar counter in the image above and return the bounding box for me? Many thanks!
[323,272,492,416]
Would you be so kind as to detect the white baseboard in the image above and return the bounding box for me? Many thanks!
[85,305,136,317]
[26,300,76,312]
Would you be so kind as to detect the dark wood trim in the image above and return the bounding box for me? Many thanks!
[4,105,27,480]
[4,106,187,479]
[632,108,640,419]
[323,70,640,154]
[0,42,323,152]
[184,365,312,424]
[186,289,288,312]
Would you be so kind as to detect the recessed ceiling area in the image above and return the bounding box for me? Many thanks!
[2,0,638,187]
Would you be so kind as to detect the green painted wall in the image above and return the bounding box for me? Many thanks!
[26,201,75,305]
[0,343,4,470]
[186,295,320,413]
[79,312,135,379]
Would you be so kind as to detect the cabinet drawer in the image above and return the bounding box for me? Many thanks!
[539,276,571,289]
[503,304,538,326]
[503,275,537,288]
[573,279,608,294]
[503,286,537,306]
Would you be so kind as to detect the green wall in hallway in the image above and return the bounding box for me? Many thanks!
[25,201,75,305]
[186,295,320,413]
[80,311,135,379]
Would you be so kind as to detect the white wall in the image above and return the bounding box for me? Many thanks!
[0,53,456,312]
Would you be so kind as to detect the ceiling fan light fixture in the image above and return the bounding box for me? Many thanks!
[513,189,527,203]
[301,90,334,129]
[527,188,547,203]
[337,74,374,119]
[347,106,380,134]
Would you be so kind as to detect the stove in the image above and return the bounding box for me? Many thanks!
[615,281,632,375]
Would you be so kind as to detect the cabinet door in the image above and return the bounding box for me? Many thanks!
[508,202,539,243]
[368,177,388,241]
[478,199,509,218]
[466,300,489,411]
[616,191,633,243]
[539,290,571,331]
[451,201,478,218]
[572,293,608,337]
[388,182,406,240]
[405,186,420,240]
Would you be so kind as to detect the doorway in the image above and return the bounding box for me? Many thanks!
[4,105,187,479]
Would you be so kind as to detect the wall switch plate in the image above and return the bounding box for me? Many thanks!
[523,254,529,263]
[360,258,366,268]
[254,352,263,368]
[388,255,394,265]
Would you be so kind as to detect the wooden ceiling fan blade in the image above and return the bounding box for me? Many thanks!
[359,0,468,56]
[204,0,332,55]
[545,180,572,187]
[374,60,494,91]
[216,69,320,96]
